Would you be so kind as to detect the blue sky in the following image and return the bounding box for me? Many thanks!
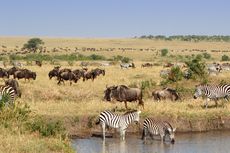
[0,0,230,37]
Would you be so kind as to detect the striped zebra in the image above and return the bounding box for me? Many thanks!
[0,85,16,105]
[193,84,230,108]
[142,118,176,144]
[96,110,141,140]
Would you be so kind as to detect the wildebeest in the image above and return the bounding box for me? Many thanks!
[104,85,144,109]
[141,63,153,68]
[35,60,42,67]
[72,68,87,80]
[93,68,105,76]
[0,68,9,79]
[57,71,79,85]
[120,63,135,69]
[163,62,174,68]
[48,66,61,79]
[14,69,36,81]
[83,70,97,81]
[7,67,20,76]
[5,79,21,97]
[152,88,180,101]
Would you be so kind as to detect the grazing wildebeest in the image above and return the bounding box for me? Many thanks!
[152,88,180,102]
[0,68,9,79]
[83,70,97,81]
[141,63,153,68]
[7,67,20,76]
[93,68,105,76]
[104,85,144,109]
[120,63,135,69]
[14,69,36,81]
[57,71,79,85]
[35,60,42,67]
[48,66,61,79]
[5,79,21,97]
[72,68,87,80]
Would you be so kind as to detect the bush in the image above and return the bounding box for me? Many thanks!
[161,49,168,56]
[203,53,211,59]
[185,55,208,82]
[26,117,66,138]
[168,66,183,82]
[222,55,230,61]
[113,55,132,63]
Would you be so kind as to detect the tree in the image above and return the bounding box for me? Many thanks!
[23,38,44,53]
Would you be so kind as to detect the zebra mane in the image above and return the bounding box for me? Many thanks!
[123,110,138,115]
[164,121,173,130]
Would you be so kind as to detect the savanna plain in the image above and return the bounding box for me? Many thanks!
[0,37,230,153]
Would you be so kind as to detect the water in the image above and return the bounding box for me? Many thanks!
[72,131,230,153]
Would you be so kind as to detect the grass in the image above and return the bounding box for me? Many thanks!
[0,37,230,152]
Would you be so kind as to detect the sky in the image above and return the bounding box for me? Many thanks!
[0,0,230,38]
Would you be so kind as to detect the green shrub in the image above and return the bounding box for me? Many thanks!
[161,49,168,56]
[185,55,208,82]
[221,55,230,61]
[113,55,132,63]
[88,54,106,60]
[26,117,66,138]
[23,38,44,52]
[168,66,183,82]
[203,53,211,59]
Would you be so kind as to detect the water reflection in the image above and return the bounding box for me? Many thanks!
[72,131,230,153]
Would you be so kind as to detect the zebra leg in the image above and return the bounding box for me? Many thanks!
[102,122,106,140]
[120,129,125,141]
[141,128,147,142]
[215,99,218,108]
[205,98,209,109]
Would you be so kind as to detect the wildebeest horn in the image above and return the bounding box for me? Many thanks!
[106,84,108,88]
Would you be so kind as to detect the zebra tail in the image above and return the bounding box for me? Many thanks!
[95,119,100,125]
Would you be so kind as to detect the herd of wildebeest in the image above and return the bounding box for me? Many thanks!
[0,60,229,110]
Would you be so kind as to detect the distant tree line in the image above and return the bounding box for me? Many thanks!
[136,35,230,42]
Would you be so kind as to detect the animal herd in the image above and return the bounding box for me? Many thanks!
[48,66,105,85]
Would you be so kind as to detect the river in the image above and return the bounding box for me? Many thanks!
[72,130,230,153]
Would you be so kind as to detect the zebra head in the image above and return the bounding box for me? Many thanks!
[124,110,141,123]
[134,110,141,123]
[167,127,176,144]
[193,85,203,99]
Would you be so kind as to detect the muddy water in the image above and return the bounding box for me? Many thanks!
[72,131,230,153]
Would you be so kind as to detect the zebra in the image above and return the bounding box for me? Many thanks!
[0,85,16,105]
[142,118,176,144]
[96,110,141,140]
[193,84,230,108]
[120,63,135,69]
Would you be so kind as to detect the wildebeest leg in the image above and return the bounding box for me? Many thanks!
[124,101,128,110]
[70,81,72,86]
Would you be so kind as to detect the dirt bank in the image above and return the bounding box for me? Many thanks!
[68,114,230,139]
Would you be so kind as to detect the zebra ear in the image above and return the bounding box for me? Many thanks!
[173,128,176,132]
[168,128,172,132]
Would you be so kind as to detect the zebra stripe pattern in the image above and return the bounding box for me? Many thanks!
[0,85,16,105]
[142,118,176,143]
[194,84,230,108]
[96,110,141,140]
